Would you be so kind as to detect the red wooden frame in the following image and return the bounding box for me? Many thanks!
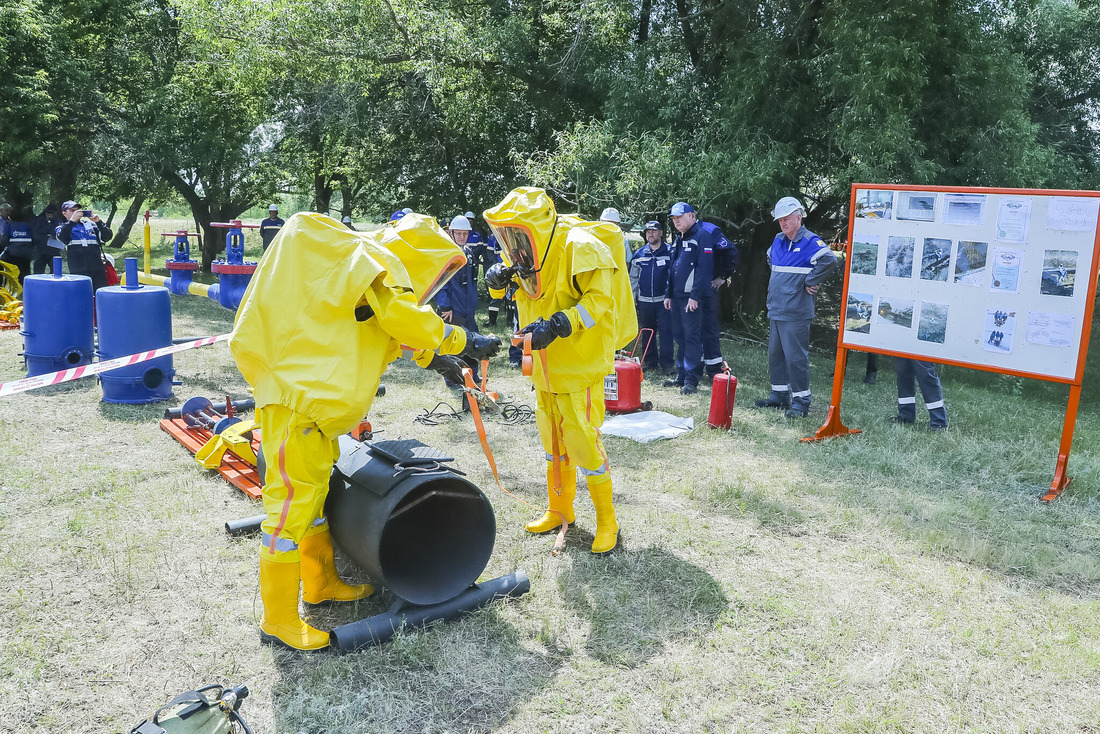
[805,183,1100,503]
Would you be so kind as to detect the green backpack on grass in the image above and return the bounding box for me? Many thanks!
[126,684,252,734]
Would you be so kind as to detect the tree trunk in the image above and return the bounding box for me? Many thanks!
[637,0,652,43]
[107,195,147,248]
[314,172,333,214]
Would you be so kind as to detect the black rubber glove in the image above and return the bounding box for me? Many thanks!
[461,331,502,360]
[521,311,572,350]
[484,263,516,291]
[426,353,467,385]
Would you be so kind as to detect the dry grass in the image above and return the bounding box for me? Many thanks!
[1,279,1099,733]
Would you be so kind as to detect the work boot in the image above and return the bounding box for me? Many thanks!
[587,474,619,554]
[525,461,577,533]
[754,392,791,409]
[893,415,915,425]
[785,398,810,418]
[300,526,374,605]
[680,381,698,395]
[662,373,685,388]
[259,553,330,651]
[863,371,877,385]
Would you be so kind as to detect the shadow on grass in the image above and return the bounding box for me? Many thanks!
[268,596,559,733]
[556,544,728,667]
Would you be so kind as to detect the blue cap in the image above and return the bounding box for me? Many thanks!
[670,202,695,216]
[390,211,406,221]
[644,220,662,230]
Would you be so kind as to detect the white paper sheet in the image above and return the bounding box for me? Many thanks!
[996,197,1032,242]
[1025,311,1075,348]
[1047,197,1100,232]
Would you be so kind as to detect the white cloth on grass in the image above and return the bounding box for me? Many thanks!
[601,411,694,443]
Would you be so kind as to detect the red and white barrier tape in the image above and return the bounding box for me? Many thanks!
[0,333,230,398]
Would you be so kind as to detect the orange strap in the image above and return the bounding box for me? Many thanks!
[510,333,534,376]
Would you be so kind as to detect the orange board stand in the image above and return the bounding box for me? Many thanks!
[805,183,1100,503]
[159,417,264,500]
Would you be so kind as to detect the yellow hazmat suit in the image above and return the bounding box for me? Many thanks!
[484,188,634,553]
[230,212,468,650]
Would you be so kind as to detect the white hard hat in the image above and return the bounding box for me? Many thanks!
[600,207,621,223]
[449,215,472,231]
[464,211,475,219]
[268,204,278,211]
[771,196,804,219]
[342,215,352,223]
[401,207,413,214]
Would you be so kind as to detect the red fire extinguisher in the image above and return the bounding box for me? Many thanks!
[708,362,737,429]
[605,329,654,414]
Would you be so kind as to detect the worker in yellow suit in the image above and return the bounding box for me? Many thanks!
[484,188,634,554]
[230,212,500,650]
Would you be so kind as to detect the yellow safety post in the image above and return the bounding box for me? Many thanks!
[143,210,151,274]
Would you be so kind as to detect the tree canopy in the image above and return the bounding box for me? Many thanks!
[1,0,1097,309]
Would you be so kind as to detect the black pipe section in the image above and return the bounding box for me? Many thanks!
[164,398,255,419]
[328,570,530,652]
[225,514,265,536]
[326,435,497,606]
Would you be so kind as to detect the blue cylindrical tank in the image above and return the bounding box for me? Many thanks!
[96,258,175,403]
[20,257,94,377]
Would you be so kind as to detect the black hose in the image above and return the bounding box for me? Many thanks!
[329,571,530,652]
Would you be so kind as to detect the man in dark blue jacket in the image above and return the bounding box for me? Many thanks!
[56,200,115,291]
[30,204,63,274]
[0,204,35,282]
[630,220,675,371]
[260,204,284,251]
[662,202,738,394]
[754,196,837,418]
[434,215,482,394]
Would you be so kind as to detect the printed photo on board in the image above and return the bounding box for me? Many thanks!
[885,236,915,278]
[855,189,894,219]
[876,297,915,329]
[917,302,949,344]
[846,293,874,333]
[851,234,879,275]
[920,238,951,281]
[982,308,1017,354]
[1040,249,1077,297]
[944,193,987,226]
[897,192,937,221]
[954,240,988,286]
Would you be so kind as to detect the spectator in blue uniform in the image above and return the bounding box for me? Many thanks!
[30,204,63,274]
[754,196,837,418]
[260,204,284,251]
[56,200,115,291]
[630,220,674,372]
[662,202,737,394]
[435,215,482,393]
[0,204,34,282]
[895,359,947,430]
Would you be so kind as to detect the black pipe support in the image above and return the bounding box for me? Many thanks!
[328,570,530,652]
[164,398,255,420]
[225,514,265,536]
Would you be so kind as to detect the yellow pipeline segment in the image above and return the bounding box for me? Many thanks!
[132,271,215,298]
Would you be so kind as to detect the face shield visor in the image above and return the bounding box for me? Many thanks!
[491,223,549,298]
[378,214,468,306]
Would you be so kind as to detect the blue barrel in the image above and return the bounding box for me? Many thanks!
[96,259,175,404]
[20,257,94,377]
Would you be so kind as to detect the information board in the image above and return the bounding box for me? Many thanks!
[839,185,1100,383]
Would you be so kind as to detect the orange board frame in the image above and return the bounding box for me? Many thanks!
[806,183,1100,503]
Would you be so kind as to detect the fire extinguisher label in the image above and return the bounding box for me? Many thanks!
[604,373,618,401]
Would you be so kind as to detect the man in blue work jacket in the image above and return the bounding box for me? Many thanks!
[630,220,674,372]
[754,196,837,418]
[663,202,737,394]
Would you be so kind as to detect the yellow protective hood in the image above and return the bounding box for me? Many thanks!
[559,215,638,350]
[483,187,558,298]
[230,212,464,437]
[376,213,467,305]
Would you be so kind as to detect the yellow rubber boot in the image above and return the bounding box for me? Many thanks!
[259,553,330,651]
[300,526,374,604]
[587,473,619,554]
[525,460,576,533]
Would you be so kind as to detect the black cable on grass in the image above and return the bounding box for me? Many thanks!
[495,399,535,425]
[414,401,465,426]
